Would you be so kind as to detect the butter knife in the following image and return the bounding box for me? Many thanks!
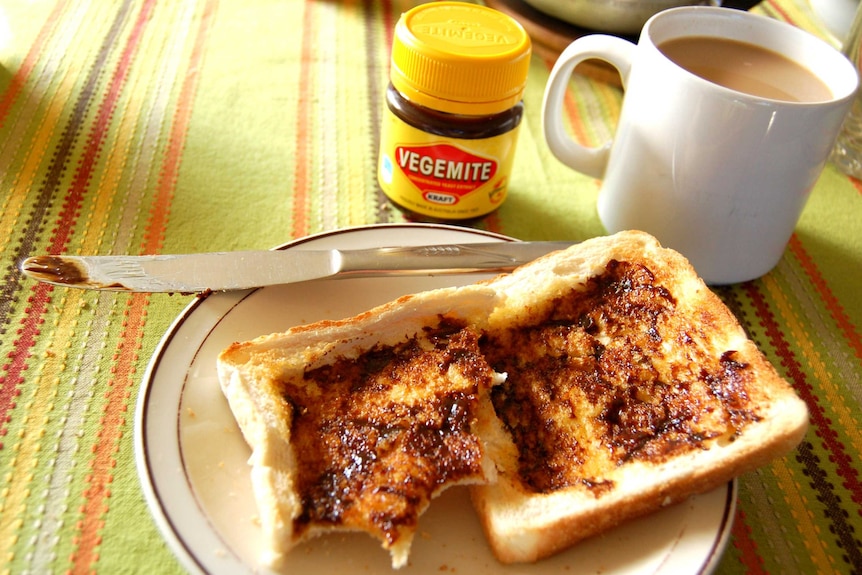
[19,241,575,293]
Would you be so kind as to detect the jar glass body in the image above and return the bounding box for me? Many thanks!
[378,84,525,223]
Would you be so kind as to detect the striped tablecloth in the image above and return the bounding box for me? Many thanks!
[0,0,859,573]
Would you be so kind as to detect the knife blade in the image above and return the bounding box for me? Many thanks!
[19,241,576,293]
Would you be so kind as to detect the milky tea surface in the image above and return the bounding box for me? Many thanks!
[658,36,833,102]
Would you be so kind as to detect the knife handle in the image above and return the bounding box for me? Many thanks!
[336,242,573,275]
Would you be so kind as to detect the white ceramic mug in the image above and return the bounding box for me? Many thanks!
[543,6,858,284]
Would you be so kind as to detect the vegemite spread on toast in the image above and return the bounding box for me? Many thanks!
[281,322,494,545]
[218,231,809,568]
[279,258,765,536]
[483,259,761,494]
[218,231,808,569]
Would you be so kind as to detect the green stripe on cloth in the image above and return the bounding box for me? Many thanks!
[0,0,208,572]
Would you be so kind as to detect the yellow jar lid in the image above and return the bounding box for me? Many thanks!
[390,2,532,116]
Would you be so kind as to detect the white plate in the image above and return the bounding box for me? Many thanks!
[135,223,737,575]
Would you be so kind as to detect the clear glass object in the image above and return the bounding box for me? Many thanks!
[830,2,862,178]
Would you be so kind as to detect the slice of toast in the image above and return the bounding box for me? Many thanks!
[217,283,507,568]
[217,230,808,568]
[469,231,809,563]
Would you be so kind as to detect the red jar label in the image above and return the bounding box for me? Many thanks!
[395,144,498,206]
[378,108,519,220]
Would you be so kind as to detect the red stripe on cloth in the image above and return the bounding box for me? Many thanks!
[0,285,51,450]
[291,0,315,238]
[730,508,768,574]
[788,235,862,361]
[0,0,137,451]
[484,211,503,235]
[69,0,216,571]
[64,1,157,570]
[0,0,68,126]
[143,0,216,254]
[57,4,156,258]
[541,54,592,149]
[72,295,148,569]
[381,0,395,54]
[762,0,794,23]
[743,281,862,512]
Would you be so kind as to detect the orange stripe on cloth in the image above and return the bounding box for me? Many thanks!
[0,0,139,450]
[291,0,316,238]
[553,58,592,151]
[744,278,862,533]
[68,1,216,572]
[143,0,217,256]
[483,211,503,236]
[788,234,862,362]
[63,1,158,569]
[0,0,68,127]
[541,53,619,160]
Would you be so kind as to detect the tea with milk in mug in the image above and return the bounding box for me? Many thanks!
[658,36,833,102]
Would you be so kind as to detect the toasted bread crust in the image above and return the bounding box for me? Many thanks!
[469,231,808,563]
[217,230,808,567]
[218,290,504,568]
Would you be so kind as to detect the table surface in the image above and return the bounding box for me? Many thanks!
[1,0,860,573]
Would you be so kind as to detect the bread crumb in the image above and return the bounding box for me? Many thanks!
[186,407,196,418]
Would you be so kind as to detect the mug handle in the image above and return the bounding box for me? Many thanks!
[542,35,638,179]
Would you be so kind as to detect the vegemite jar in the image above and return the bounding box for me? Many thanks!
[377,2,531,222]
